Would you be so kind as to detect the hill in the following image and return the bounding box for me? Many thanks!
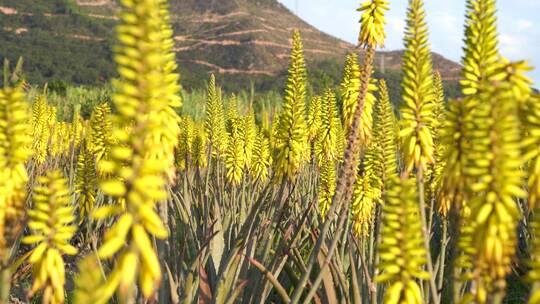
[0,0,462,96]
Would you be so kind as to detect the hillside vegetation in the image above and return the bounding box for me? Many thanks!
[0,0,461,97]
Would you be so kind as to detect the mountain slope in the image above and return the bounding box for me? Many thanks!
[0,0,462,93]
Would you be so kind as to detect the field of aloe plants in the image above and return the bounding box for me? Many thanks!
[1,0,540,303]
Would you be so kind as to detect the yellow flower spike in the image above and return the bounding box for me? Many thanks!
[118,252,139,296]
[175,115,194,171]
[70,107,84,149]
[273,30,309,182]
[226,94,239,124]
[158,0,182,109]
[192,123,208,169]
[461,0,500,96]
[132,224,161,285]
[318,157,336,219]
[376,176,430,304]
[461,63,528,301]
[501,59,533,102]
[74,140,97,224]
[315,89,342,165]
[241,107,257,169]
[55,122,70,157]
[426,71,448,208]
[307,96,322,143]
[399,0,436,173]
[335,120,346,161]
[74,255,107,304]
[47,103,57,125]
[205,74,228,156]
[32,93,47,130]
[0,85,32,261]
[438,98,471,217]
[340,53,377,145]
[23,170,77,304]
[89,102,113,164]
[357,0,389,48]
[372,79,398,185]
[529,152,540,303]
[31,94,51,165]
[93,0,180,301]
[225,116,245,185]
[341,53,360,134]
[250,127,271,183]
[351,145,379,237]
[140,262,157,298]
[525,94,540,211]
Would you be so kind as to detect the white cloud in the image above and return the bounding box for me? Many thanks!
[517,19,534,31]
[511,0,540,7]
[436,12,459,32]
[386,16,405,35]
[428,11,463,58]
[500,33,526,58]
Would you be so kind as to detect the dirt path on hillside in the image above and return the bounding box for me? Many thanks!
[181,59,275,76]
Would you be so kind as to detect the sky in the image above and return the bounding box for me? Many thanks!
[277,0,540,85]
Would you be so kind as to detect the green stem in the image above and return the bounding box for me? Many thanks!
[349,245,362,304]
[246,255,291,303]
[438,220,448,292]
[302,199,354,304]
[417,169,440,304]
[445,191,465,304]
[370,205,382,304]
[291,46,376,304]
[0,266,10,304]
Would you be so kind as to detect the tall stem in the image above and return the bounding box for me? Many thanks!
[438,220,448,292]
[290,47,375,304]
[417,169,440,304]
[370,205,382,304]
[0,266,10,304]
